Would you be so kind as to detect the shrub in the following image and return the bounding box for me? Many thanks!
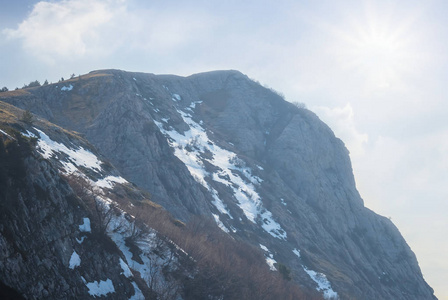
[20,110,34,125]
[292,101,306,109]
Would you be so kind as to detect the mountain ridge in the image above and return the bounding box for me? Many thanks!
[0,69,436,299]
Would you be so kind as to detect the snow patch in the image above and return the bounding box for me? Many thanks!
[259,244,277,271]
[76,236,86,244]
[154,117,232,219]
[303,267,338,299]
[61,84,73,91]
[189,101,202,109]
[34,128,102,173]
[69,251,81,269]
[155,105,287,239]
[85,279,115,297]
[96,176,128,189]
[266,257,277,271]
[172,93,181,101]
[0,129,12,138]
[212,214,230,233]
[101,200,181,291]
[120,258,133,278]
[23,130,37,138]
[280,198,287,206]
[260,210,287,240]
[79,218,91,233]
[129,281,145,300]
[293,248,301,258]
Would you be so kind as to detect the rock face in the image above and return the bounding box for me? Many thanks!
[0,130,136,299]
[1,69,436,299]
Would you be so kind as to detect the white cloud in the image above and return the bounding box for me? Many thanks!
[2,0,213,64]
[3,0,126,62]
[312,103,368,156]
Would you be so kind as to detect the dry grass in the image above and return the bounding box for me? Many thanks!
[0,100,87,143]
[0,101,23,123]
[0,89,31,99]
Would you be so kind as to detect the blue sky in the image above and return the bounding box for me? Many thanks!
[1,0,447,298]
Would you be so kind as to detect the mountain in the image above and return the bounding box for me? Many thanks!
[0,69,436,299]
[0,100,310,300]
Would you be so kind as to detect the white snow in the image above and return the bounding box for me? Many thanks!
[120,258,133,278]
[69,251,81,269]
[95,176,128,189]
[154,118,232,219]
[303,266,339,299]
[133,77,137,81]
[189,101,202,109]
[210,189,232,218]
[1,129,17,140]
[102,202,179,290]
[61,84,73,91]
[129,282,145,300]
[266,257,277,271]
[23,130,37,138]
[172,93,181,101]
[34,128,102,173]
[155,105,287,239]
[212,214,230,233]
[109,227,156,285]
[76,236,86,244]
[85,278,115,297]
[79,218,91,233]
[280,198,287,206]
[259,244,277,271]
[293,248,301,258]
[259,244,269,252]
[260,210,287,240]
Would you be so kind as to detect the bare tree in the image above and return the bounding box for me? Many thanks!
[65,174,118,235]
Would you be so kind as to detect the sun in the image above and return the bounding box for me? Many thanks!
[334,6,420,90]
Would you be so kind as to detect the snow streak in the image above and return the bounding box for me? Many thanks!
[155,98,286,239]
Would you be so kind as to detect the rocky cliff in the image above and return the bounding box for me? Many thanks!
[0,101,193,299]
[0,69,436,299]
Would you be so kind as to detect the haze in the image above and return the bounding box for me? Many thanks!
[1,0,447,298]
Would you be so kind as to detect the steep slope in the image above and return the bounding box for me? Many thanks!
[0,100,315,300]
[1,69,436,299]
[0,101,197,299]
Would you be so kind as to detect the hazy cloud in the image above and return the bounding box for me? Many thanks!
[313,104,368,157]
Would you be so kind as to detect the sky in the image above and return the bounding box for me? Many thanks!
[1,0,447,298]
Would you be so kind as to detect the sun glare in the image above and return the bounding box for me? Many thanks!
[351,30,405,88]
[334,6,421,90]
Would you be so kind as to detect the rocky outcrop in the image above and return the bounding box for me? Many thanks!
[0,131,136,299]
[1,69,436,299]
